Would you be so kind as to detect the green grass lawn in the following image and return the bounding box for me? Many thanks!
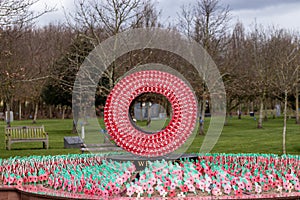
[0,116,299,159]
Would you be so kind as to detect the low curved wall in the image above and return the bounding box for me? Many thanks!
[1,185,300,200]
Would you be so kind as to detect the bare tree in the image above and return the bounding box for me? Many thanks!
[246,25,274,129]
[222,22,257,123]
[178,0,230,134]
[0,0,53,126]
[0,27,28,126]
[270,29,300,154]
[295,58,300,124]
[72,0,160,90]
[0,0,53,27]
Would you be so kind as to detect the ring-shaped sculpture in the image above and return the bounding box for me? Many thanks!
[104,70,197,157]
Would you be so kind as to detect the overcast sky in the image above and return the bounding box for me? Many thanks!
[32,0,300,31]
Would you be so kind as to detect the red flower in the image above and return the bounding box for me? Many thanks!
[114,187,120,194]
[23,177,28,184]
[95,188,102,196]
[28,176,33,183]
[268,179,273,185]
[180,185,189,192]
[169,190,176,197]
[285,174,292,181]
[17,179,23,186]
[231,179,236,185]
[72,185,77,193]
[110,184,116,190]
[38,175,43,182]
[165,180,171,187]
[263,185,269,191]
[90,189,95,196]
[255,176,260,182]
[84,188,89,195]
[272,181,277,188]
[78,185,83,192]
[235,189,242,196]
[164,186,169,191]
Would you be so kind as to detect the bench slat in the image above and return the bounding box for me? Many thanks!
[5,126,48,150]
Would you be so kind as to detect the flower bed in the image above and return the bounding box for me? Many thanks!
[0,153,300,199]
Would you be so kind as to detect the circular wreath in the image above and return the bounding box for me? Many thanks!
[104,70,197,157]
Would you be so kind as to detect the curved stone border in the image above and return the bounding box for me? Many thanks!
[1,184,300,200]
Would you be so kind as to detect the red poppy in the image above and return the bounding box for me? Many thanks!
[95,188,102,196]
[272,181,277,188]
[165,180,171,187]
[180,185,189,192]
[231,179,236,185]
[285,174,292,181]
[268,179,273,185]
[114,187,120,194]
[90,189,95,196]
[72,185,77,193]
[84,188,89,195]
[263,185,269,191]
[169,190,176,197]
[23,177,28,184]
[110,184,115,190]
[235,189,242,196]
[17,179,23,186]
[164,185,169,191]
[28,176,33,183]
[77,185,83,192]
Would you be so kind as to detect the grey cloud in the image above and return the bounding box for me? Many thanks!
[220,0,300,10]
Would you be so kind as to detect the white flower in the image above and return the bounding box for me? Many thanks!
[276,185,282,193]
[177,192,186,198]
[135,185,144,194]
[162,191,168,197]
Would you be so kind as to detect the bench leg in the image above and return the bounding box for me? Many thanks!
[43,141,49,149]
[8,141,11,150]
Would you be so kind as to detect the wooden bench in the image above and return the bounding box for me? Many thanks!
[5,126,49,150]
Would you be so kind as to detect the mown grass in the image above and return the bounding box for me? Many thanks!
[0,115,299,159]
[0,119,81,158]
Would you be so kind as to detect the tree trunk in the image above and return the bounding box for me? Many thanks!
[224,112,228,126]
[62,106,66,120]
[49,105,53,119]
[6,103,11,127]
[198,98,206,135]
[257,98,264,128]
[72,120,78,134]
[140,102,143,121]
[33,102,38,123]
[264,101,268,121]
[19,101,22,120]
[147,102,151,127]
[238,104,242,119]
[283,89,288,154]
[296,85,299,124]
